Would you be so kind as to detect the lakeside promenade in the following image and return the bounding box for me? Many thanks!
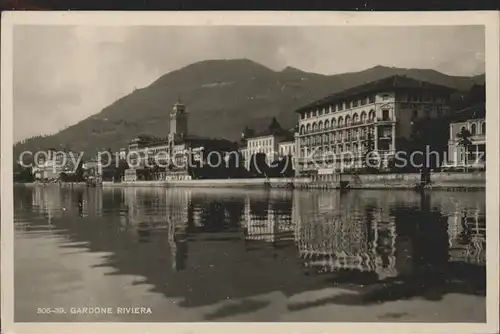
[16,171,486,191]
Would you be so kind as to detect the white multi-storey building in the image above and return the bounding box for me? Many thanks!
[239,118,295,170]
[294,75,455,179]
[445,104,486,170]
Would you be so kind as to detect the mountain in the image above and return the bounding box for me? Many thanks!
[14,59,485,159]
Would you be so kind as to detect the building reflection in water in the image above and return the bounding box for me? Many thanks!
[294,191,397,279]
[294,190,485,282]
[24,186,486,292]
[28,186,105,222]
[116,188,485,284]
[242,191,295,247]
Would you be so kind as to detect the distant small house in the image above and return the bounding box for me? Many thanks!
[239,117,296,172]
[83,159,103,179]
[34,148,79,180]
[444,104,485,170]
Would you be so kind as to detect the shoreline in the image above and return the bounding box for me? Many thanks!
[15,173,486,191]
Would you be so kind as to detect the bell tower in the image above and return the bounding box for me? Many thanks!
[169,100,188,141]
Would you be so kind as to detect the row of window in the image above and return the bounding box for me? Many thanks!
[245,146,296,156]
[248,138,273,148]
[300,128,376,145]
[411,108,445,119]
[247,148,275,155]
[299,143,369,156]
[279,146,296,155]
[460,122,486,136]
[300,110,377,134]
[301,93,448,121]
[405,93,447,103]
[300,95,377,120]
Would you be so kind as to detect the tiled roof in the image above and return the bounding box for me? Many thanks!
[248,127,294,141]
[295,75,456,113]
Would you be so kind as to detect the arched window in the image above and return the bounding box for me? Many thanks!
[338,117,344,127]
[331,118,337,128]
[360,111,367,123]
[312,122,317,132]
[300,125,305,134]
[353,113,359,124]
[481,122,486,134]
[345,115,351,125]
[369,109,376,121]
[306,123,311,133]
[470,123,477,135]
[318,121,324,131]
[324,119,330,129]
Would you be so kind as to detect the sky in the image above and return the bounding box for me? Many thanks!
[13,25,485,142]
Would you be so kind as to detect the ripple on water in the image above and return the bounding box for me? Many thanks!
[13,186,486,322]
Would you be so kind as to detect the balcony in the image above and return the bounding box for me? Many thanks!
[378,133,393,140]
[299,119,376,137]
[376,117,396,125]
[470,134,486,143]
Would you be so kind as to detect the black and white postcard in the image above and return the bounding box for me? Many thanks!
[1,11,499,334]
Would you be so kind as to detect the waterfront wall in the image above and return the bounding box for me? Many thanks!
[342,172,485,190]
[15,182,88,188]
[17,172,484,191]
[428,171,486,189]
[345,173,420,189]
[103,181,169,187]
[103,178,309,188]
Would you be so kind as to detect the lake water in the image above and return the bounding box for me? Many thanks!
[13,186,486,322]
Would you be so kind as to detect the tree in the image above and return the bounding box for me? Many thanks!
[362,132,379,172]
[268,117,282,132]
[249,153,268,178]
[13,163,34,183]
[75,160,85,182]
[456,127,473,171]
[225,151,245,178]
[279,154,295,177]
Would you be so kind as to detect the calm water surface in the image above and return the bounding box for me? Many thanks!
[14,186,486,322]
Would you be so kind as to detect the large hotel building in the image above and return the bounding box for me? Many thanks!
[294,75,455,178]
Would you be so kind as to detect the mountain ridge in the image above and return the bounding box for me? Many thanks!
[14,59,485,159]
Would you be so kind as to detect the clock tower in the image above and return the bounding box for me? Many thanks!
[168,100,188,143]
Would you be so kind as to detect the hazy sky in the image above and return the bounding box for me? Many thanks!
[13,25,485,142]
